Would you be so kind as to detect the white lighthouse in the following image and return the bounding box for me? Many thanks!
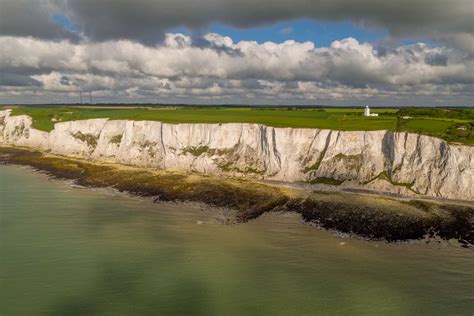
[364,106,370,116]
[364,106,378,117]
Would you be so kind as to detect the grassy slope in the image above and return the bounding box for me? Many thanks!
[5,106,473,145]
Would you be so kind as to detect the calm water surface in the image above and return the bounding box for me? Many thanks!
[1,165,473,315]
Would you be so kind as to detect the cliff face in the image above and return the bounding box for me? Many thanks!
[1,109,472,201]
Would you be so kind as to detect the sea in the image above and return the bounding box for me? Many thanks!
[1,164,473,315]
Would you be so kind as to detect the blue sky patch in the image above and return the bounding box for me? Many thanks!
[207,19,388,46]
[52,14,77,32]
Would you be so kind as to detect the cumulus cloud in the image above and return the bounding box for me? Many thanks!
[0,33,472,105]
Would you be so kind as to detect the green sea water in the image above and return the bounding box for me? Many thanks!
[1,165,473,315]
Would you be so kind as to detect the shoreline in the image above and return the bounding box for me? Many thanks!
[1,145,473,247]
[7,162,466,247]
[8,163,241,226]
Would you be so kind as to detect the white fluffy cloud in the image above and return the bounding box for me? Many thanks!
[0,33,472,105]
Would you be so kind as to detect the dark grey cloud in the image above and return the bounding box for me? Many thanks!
[60,0,473,43]
[0,0,78,40]
[1,0,472,47]
[59,75,72,86]
[192,34,244,57]
[425,53,448,66]
[0,72,43,87]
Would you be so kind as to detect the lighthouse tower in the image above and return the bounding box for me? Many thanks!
[364,106,370,117]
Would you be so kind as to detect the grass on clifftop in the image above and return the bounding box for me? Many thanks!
[7,106,398,132]
[5,106,474,145]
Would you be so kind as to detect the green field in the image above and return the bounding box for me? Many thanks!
[3,106,473,145]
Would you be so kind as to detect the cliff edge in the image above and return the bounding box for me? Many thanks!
[1,109,472,201]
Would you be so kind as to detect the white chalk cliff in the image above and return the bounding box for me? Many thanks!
[1,109,472,201]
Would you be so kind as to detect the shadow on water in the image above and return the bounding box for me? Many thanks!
[45,194,217,315]
[51,285,212,315]
[50,260,212,316]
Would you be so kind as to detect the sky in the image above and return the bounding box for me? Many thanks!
[0,0,473,106]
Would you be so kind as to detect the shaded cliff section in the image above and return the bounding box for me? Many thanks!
[0,146,472,246]
[0,109,473,201]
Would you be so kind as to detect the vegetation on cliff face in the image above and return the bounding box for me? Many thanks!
[364,171,420,194]
[182,146,213,157]
[109,134,123,144]
[308,177,344,185]
[303,151,325,173]
[12,124,27,138]
[71,132,98,148]
[1,146,472,246]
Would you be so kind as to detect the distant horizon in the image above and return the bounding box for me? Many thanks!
[3,103,473,109]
